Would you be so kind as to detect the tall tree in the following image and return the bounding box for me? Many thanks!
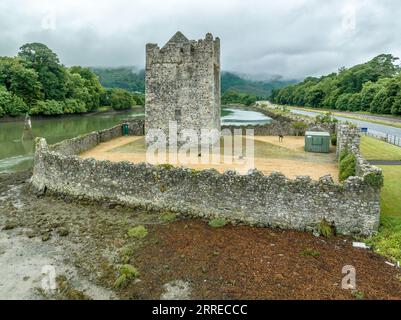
[18,43,67,100]
[0,57,43,104]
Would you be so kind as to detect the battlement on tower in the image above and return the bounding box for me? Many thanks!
[146,32,220,68]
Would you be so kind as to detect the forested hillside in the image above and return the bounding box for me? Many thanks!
[92,67,294,106]
[221,71,295,97]
[91,67,145,93]
[0,43,143,118]
[271,54,401,115]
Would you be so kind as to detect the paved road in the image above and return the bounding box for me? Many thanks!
[329,111,401,124]
[368,160,401,165]
[289,108,401,138]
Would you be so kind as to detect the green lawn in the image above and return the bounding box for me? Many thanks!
[378,166,401,217]
[360,136,401,161]
[367,166,401,262]
[367,215,401,262]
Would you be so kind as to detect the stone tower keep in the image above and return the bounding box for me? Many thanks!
[145,31,221,145]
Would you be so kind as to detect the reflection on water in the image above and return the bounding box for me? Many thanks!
[0,110,144,173]
[221,108,272,126]
[0,107,271,173]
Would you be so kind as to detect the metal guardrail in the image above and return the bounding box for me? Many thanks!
[364,131,401,147]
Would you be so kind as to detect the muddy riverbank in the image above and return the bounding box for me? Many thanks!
[1,171,400,300]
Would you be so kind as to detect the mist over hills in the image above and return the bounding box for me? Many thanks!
[91,67,297,98]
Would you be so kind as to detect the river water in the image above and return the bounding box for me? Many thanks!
[0,107,271,173]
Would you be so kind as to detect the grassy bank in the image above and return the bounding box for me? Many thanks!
[377,166,401,217]
[284,105,401,129]
[361,136,401,160]
[367,215,401,262]
[359,136,401,262]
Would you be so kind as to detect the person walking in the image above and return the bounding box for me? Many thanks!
[278,127,284,143]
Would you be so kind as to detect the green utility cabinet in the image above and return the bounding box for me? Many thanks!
[122,123,129,136]
[304,131,330,153]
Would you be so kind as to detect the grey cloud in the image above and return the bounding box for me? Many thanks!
[0,0,401,80]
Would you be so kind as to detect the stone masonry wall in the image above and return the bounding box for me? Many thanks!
[145,32,221,145]
[336,124,383,187]
[50,119,144,155]
[31,119,381,236]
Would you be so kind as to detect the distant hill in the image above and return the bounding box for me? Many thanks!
[271,54,401,115]
[221,71,296,98]
[91,67,295,98]
[91,67,145,93]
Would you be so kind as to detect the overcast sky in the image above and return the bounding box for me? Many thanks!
[1,0,400,80]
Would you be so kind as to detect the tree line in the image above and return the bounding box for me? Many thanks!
[270,54,401,115]
[0,43,144,118]
[221,90,258,106]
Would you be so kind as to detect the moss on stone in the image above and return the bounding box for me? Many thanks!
[128,225,148,239]
[158,163,175,170]
[2,221,17,230]
[56,275,91,300]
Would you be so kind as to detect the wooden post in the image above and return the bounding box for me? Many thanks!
[21,114,34,140]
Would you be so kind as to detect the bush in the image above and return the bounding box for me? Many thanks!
[63,99,87,114]
[315,112,338,124]
[127,225,148,239]
[0,89,29,116]
[292,121,308,136]
[352,290,365,300]
[339,148,349,162]
[208,218,228,228]
[119,264,139,278]
[364,171,384,188]
[133,93,145,106]
[318,219,335,238]
[109,88,135,110]
[331,133,337,146]
[114,264,139,288]
[30,100,64,115]
[0,106,4,117]
[339,153,356,181]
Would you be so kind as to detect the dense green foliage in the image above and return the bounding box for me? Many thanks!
[0,43,138,117]
[331,133,337,146]
[221,90,257,106]
[339,151,356,181]
[0,86,29,116]
[339,148,349,162]
[99,88,142,110]
[271,54,401,115]
[92,67,145,93]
